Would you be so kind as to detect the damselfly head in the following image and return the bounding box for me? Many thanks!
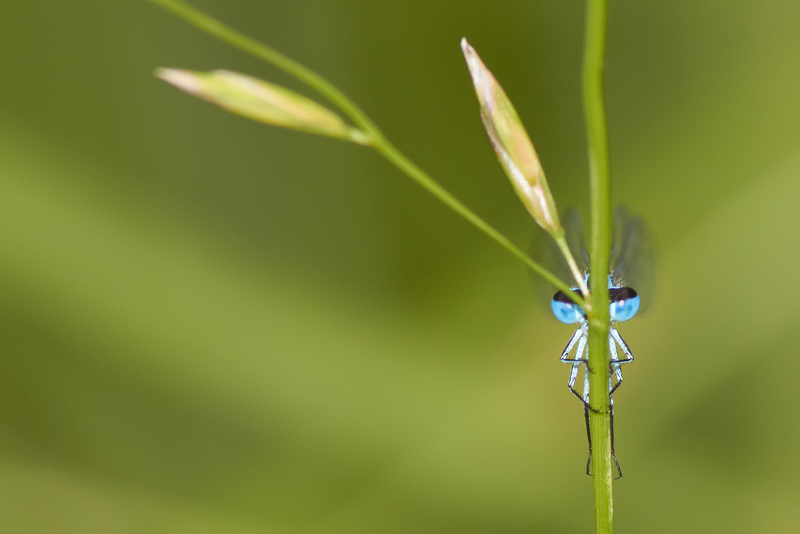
[552,282,639,324]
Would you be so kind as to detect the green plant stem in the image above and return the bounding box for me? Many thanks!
[583,0,614,533]
[146,0,588,307]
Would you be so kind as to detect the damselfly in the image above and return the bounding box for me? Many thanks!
[534,208,653,477]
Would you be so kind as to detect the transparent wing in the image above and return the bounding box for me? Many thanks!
[608,207,656,313]
[529,208,589,309]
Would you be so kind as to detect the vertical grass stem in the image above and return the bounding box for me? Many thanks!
[583,0,614,533]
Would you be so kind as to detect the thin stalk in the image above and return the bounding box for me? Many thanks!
[146,0,588,307]
[583,0,614,533]
[554,234,591,298]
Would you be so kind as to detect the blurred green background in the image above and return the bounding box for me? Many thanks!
[1,0,799,532]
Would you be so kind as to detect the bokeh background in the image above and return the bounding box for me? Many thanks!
[1,0,800,532]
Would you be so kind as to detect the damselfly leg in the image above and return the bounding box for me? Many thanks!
[559,325,588,404]
[560,322,633,479]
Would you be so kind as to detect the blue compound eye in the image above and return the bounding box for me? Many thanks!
[551,290,586,324]
[609,287,639,322]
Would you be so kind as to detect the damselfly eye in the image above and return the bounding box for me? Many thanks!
[609,287,639,322]
[551,290,586,324]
